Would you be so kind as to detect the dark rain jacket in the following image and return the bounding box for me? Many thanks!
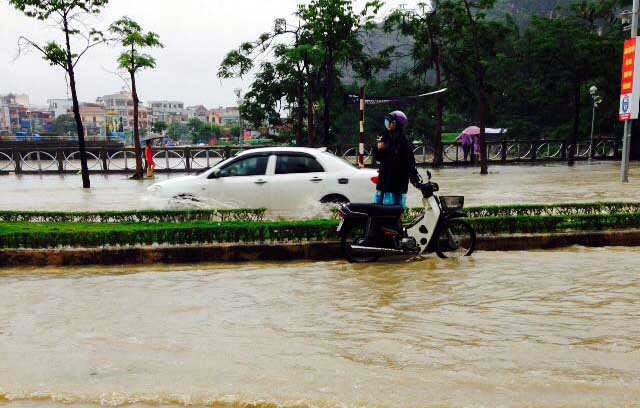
[373,129,420,194]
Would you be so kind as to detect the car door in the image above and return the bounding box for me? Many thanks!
[206,154,273,209]
[269,153,326,211]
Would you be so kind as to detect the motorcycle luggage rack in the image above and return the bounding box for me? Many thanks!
[440,196,465,211]
[337,204,368,218]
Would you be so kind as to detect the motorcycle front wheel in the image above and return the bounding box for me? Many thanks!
[436,219,476,259]
[340,224,381,263]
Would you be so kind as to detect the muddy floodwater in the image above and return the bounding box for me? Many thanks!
[0,247,638,408]
[1,161,639,212]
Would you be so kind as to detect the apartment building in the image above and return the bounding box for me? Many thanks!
[148,100,185,124]
[97,90,150,132]
[186,105,209,123]
[47,99,73,118]
[210,106,241,125]
[79,103,107,136]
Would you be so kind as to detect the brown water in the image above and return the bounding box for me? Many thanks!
[1,247,638,408]
[1,161,640,211]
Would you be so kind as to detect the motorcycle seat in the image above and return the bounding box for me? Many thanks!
[345,203,405,217]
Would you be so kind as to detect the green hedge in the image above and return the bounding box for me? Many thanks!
[2,212,640,249]
[4,202,639,225]
[0,220,337,249]
[468,213,640,235]
[0,209,266,224]
[464,202,640,218]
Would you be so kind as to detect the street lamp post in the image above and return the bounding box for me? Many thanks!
[621,0,640,183]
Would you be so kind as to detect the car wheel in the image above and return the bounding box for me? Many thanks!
[320,194,349,205]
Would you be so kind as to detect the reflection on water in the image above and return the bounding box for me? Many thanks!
[1,161,640,212]
[0,247,638,408]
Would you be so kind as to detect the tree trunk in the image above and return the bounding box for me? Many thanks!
[428,5,443,168]
[322,53,334,146]
[130,70,144,179]
[479,98,488,175]
[63,17,90,188]
[433,58,444,168]
[296,80,305,146]
[307,92,316,146]
[462,0,488,175]
[567,81,580,167]
[322,87,331,146]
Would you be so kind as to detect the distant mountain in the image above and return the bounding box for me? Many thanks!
[490,0,575,26]
[342,0,576,84]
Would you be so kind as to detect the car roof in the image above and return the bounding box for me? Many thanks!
[236,147,326,156]
[234,146,356,171]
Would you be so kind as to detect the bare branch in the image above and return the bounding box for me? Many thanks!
[100,65,132,92]
[15,36,66,70]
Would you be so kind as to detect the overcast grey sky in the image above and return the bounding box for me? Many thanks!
[1,0,416,108]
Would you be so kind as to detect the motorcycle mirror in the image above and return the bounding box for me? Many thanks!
[427,170,432,180]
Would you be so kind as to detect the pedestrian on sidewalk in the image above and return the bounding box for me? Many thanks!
[456,131,474,162]
[145,140,155,178]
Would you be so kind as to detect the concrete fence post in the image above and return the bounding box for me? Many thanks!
[101,148,108,171]
[13,149,21,173]
[57,148,64,172]
[501,141,508,163]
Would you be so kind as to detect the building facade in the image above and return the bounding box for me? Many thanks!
[148,100,185,124]
[47,99,74,118]
[97,90,150,132]
[79,103,107,137]
[210,106,241,125]
[0,93,29,107]
[186,105,209,123]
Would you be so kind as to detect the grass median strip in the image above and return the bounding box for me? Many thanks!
[3,202,640,224]
[0,220,339,249]
[1,212,640,249]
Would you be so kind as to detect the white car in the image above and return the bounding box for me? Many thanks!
[148,147,379,212]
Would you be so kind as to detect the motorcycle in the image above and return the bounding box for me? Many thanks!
[336,171,476,263]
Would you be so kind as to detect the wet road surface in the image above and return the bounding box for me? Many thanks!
[1,247,638,408]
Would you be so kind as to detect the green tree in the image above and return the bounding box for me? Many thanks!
[437,0,515,174]
[110,17,163,179]
[219,20,317,146]
[152,121,168,135]
[9,0,110,188]
[54,114,77,135]
[296,0,383,144]
[167,123,188,142]
[519,1,624,165]
[220,1,385,147]
[386,1,447,167]
[230,125,243,141]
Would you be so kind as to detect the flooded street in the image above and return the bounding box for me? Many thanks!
[1,161,640,211]
[1,247,638,408]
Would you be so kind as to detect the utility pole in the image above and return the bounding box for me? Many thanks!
[621,0,639,183]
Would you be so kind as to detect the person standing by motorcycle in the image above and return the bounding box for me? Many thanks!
[373,111,422,208]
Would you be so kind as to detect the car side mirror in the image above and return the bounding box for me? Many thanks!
[210,169,221,179]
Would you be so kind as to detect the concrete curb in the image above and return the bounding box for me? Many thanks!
[1,230,639,267]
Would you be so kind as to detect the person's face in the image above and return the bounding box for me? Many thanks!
[385,118,396,132]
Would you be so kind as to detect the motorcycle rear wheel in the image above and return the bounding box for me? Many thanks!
[436,219,476,259]
[340,224,381,263]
